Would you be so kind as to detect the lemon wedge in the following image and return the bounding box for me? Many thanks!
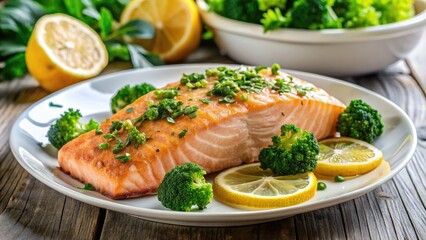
[315,137,383,177]
[213,163,317,209]
[26,14,108,92]
[120,0,201,63]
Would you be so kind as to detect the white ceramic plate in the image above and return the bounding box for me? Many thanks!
[10,64,417,226]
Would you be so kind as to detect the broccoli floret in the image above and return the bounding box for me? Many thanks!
[333,0,380,28]
[374,0,414,25]
[110,83,156,113]
[258,0,287,11]
[47,109,99,149]
[287,0,341,29]
[221,0,264,24]
[157,162,213,211]
[336,99,384,143]
[258,124,319,175]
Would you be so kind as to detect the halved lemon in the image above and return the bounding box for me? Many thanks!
[120,0,201,63]
[213,163,317,209]
[26,14,108,92]
[315,137,383,177]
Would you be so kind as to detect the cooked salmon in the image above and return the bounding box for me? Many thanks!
[58,67,346,199]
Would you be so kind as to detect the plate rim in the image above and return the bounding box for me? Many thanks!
[9,64,418,225]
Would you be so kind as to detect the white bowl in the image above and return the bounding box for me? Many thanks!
[197,0,426,76]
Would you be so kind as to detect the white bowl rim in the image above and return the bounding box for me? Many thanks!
[197,0,426,43]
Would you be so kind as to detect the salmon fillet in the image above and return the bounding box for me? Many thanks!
[58,67,346,199]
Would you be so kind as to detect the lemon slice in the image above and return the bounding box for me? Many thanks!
[120,0,201,63]
[213,163,317,209]
[315,137,383,177]
[26,14,108,92]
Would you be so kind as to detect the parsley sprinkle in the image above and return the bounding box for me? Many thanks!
[167,117,175,124]
[241,93,248,101]
[49,102,63,108]
[271,63,281,75]
[95,128,103,135]
[112,139,125,154]
[255,65,267,73]
[218,96,235,104]
[103,133,115,141]
[179,129,188,138]
[116,153,131,163]
[154,88,179,99]
[201,99,211,104]
[126,107,134,113]
[98,142,110,150]
[78,183,95,191]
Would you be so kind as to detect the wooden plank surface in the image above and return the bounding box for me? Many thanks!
[0,40,425,239]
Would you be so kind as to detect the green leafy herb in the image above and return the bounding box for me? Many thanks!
[105,19,154,40]
[201,99,211,104]
[95,127,103,135]
[167,117,175,124]
[49,102,63,108]
[103,133,115,141]
[241,93,248,101]
[271,63,280,75]
[0,21,33,80]
[179,129,188,138]
[78,183,96,191]
[218,96,236,104]
[98,7,113,39]
[154,88,179,99]
[133,98,199,125]
[126,107,134,113]
[98,142,110,150]
[112,138,125,153]
[115,153,131,163]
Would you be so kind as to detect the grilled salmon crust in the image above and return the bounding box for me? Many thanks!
[58,69,346,199]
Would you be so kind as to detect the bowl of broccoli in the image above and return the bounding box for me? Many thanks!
[197,0,426,76]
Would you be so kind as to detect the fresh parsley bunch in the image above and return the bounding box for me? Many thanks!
[0,0,163,82]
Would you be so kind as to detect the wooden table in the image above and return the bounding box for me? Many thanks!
[1,38,425,239]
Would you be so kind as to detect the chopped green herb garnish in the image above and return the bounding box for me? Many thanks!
[179,129,188,138]
[201,99,211,104]
[271,63,280,75]
[95,127,103,135]
[115,153,131,163]
[98,142,110,150]
[103,133,115,141]
[167,117,175,124]
[109,121,123,133]
[126,107,134,113]
[112,139,125,154]
[180,73,207,89]
[133,98,198,125]
[218,96,236,104]
[255,65,267,73]
[272,78,291,94]
[295,85,313,96]
[154,88,179,99]
[49,102,63,108]
[78,183,95,191]
[241,93,248,101]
